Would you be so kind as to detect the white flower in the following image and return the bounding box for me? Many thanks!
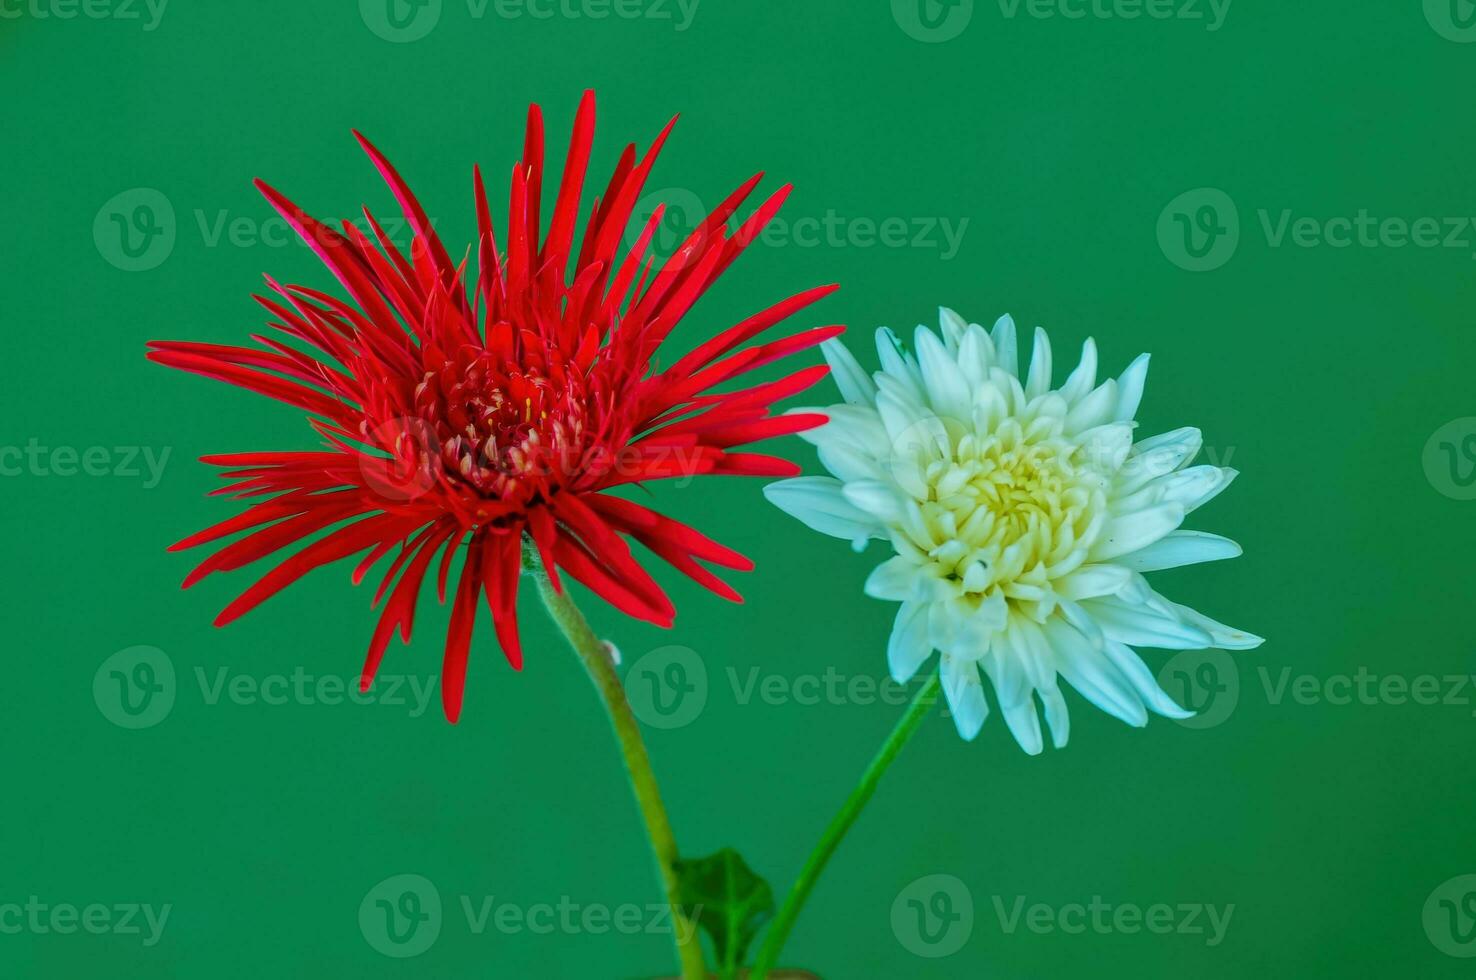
[765,309,1262,753]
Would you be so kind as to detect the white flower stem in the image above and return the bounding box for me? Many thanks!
[751,671,942,977]
[525,546,707,980]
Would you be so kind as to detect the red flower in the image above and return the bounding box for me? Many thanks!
[150,91,838,722]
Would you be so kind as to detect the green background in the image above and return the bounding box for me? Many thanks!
[3,0,1475,976]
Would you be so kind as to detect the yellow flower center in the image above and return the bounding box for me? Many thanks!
[894,415,1109,607]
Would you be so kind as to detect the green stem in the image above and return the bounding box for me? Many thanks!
[526,547,708,980]
[751,671,942,978]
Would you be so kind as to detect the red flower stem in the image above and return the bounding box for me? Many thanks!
[751,672,941,978]
[527,546,707,980]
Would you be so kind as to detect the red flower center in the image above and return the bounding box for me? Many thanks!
[366,345,609,518]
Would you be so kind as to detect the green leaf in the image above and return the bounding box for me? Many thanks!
[674,847,775,975]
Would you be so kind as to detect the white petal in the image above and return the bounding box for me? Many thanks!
[1119,530,1242,572]
[841,479,908,524]
[764,477,880,543]
[1057,598,1107,649]
[1038,680,1071,748]
[915,326,971,421]
[1100,641,1194,720]
[940,654,988,740]
[797,403,887,453]
[1132,425,1203,462]
[1025,326,1053,398]
[1060,338,1098,404]
[961,560,989,593]
[865,556,923,601]
[990,315,1019,378]
[956,324,992,387]
[820,338,877,407]
[928,593,1007,657]
[1091,503,1185,560]
[888,602,934,682]
[1002,699,1044,755]
[1114,352,1150,422]
[875,327,919,389]
[981,640,1031,707]
[1006,614,1056,690]
[817,443,887,483]
[1057,564,1133,601]
[1079,422,1135,471]
[1169,602,1265,650]
[1042,618,1149,727]
[1064,379,1118,435]
[1120,427,1203,492]
[889,455,931,502]
[876,389,940,451]
[1186,467,1238,512]
[1159,465,1237,512]
[1077,595,1213,649]
[938,307,967,352]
